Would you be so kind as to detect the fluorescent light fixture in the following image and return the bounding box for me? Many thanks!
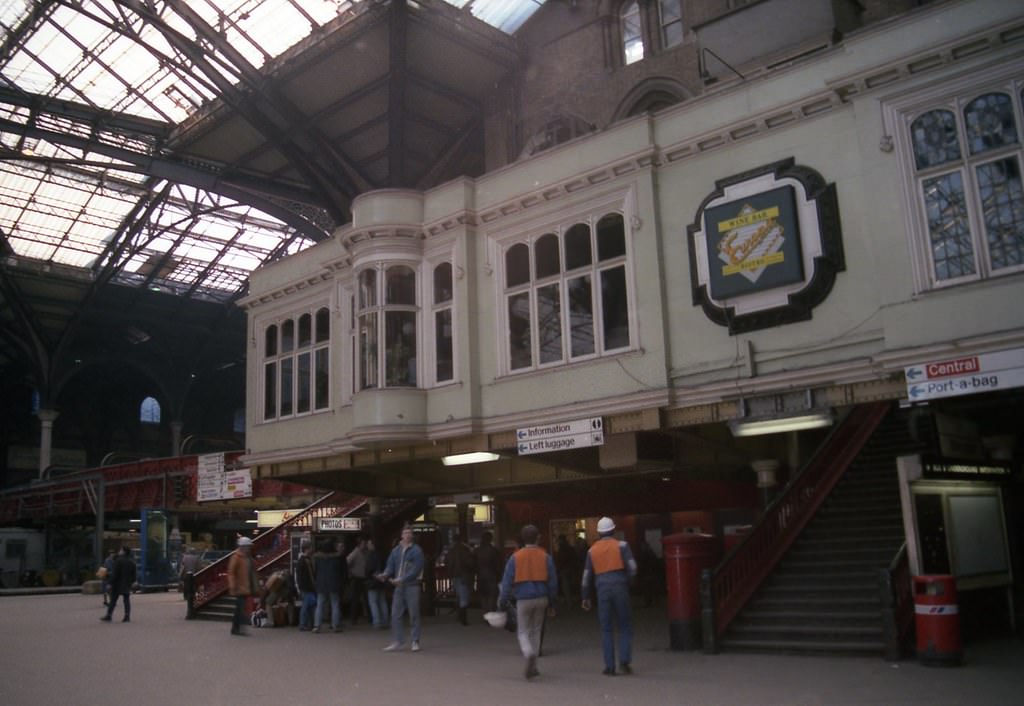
[245,519,258,524]
[442,452,500,466]
[129,519,141,523]
[728,411,834,437]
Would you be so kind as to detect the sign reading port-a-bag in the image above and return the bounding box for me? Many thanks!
[687,158,844,334]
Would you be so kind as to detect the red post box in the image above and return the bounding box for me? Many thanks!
[662,532,720,650]
[913,575,962,666]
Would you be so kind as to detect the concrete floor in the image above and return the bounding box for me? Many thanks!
[0,591,1021,706]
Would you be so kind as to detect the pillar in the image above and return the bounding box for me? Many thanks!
[36,408,59,479]
[170,420,184,457]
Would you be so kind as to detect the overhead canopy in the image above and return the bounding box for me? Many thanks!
[0,0,543,384]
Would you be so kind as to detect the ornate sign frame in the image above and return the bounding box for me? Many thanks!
[687,158,844,334]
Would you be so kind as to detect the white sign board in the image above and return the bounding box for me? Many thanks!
[905,348,1024,402]
[197,452,225,473]
[197,465,253,502]
[517,417,604,455]
[316,517,363,532]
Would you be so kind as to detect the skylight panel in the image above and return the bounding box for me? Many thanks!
[439,0,546,34]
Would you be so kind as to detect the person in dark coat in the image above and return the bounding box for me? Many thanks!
[313,538,347,633]
[100,546,137,622]
[294,540,317,631]
[474,531,502,613]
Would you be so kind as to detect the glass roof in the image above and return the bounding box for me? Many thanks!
[0,0,545,302]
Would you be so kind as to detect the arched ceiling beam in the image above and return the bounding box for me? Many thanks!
[110,0,372,220]
[0,110,331,244]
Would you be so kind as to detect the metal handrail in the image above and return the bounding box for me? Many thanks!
[190,491,367,611]
[880,543,913,661]
[701,401,891,651]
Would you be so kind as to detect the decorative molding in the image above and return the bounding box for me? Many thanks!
[827,19,1024,103]
[656,19,1024,170]
[475,147,657,226]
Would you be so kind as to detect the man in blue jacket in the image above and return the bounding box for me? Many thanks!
[499,524,558,680]
[377,526,425,652]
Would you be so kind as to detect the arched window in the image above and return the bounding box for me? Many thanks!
[621,2,644,65]
[503,211,632,372]
[433,262,454,383]
[140,396,161,425]
[262,306,331,421]
[907,88,1024,286]
[357,264,419,389]
[518,115,595,160]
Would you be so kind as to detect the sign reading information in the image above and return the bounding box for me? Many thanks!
[517,417,604,455]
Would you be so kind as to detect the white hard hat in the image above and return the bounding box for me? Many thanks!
[237,536,253,547]
[597,517,615,533]
[483,611,508,629]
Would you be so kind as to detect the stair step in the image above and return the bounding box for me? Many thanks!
[720,637,884,655]
[738,609,882,624]
[795,534,903,549]
[728,622,883,638]
[752,596,881,611]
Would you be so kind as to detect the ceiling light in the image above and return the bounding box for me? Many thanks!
[442,452,500,466]
[728,410,834,437]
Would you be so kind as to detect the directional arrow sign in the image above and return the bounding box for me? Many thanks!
[518,431,605,455]
[516,417,604,455]
[907,366,1024,402]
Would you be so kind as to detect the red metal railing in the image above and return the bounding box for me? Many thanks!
[701,401,891,649]
[0,452,320,522]
[191,491,367,610]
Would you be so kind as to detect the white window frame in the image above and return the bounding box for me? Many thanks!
[427,256,457,387]
[493,192,638,377]
[354,261,421,390]
[886,59,1024,293]
[260,303,331,422]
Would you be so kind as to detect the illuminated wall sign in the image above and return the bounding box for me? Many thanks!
[688,158,844,333]
[922,459,1011,479]
[316,517,363,532]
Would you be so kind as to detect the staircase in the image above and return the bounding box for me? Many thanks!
[719,407,926,655]
[188,492,429,621]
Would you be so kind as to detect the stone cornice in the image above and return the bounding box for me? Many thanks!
[476,146,657,226]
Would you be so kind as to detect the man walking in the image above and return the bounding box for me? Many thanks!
[499,524,557,680]
[227,536,258,636]
[445,532,475,626]
[377,526,425,652]
[581,517,637,675]
[100,546,136,623]
[474,531,502,613]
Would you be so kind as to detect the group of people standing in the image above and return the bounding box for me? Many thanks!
[222,518,641,682]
